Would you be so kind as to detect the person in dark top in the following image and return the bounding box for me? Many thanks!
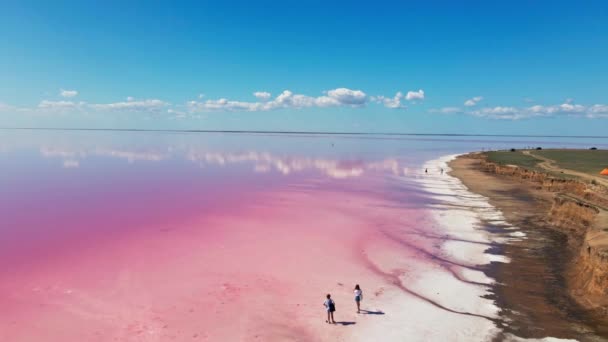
[323,293,336,324]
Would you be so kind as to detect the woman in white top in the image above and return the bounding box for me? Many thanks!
[354,284,363,313]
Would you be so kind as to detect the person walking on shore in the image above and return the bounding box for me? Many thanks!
[324,294,336,324]
[354,284,363,313]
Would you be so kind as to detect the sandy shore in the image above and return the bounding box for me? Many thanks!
[449,155,608,341]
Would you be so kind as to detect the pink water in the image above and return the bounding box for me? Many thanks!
[1,131,606,341]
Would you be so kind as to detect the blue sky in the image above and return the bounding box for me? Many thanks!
[1,1,607,134]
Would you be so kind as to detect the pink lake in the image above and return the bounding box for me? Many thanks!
[1,130,606,341]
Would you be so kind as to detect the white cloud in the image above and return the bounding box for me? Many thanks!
[38,100,83,110]
[475,106,518,115]
[374,92,406,109]
[588,104,608,114]
[60,89,78,98]
[585,104,608,118]
[4,87,432,116]
[253,91,271,101]
[372,89,423,107]
[419,96,608,120]
[326,88,367,106]
[0,102,14,112]
[464,96,483,107]
[190,98,262,112]
[527,103,585,115]
[13,88,608,121]
[16,98,169,115]
[469,101,592,120]
[90,99,169,112]
[198,94,205,99]
[429,107,462,114]
[405,89,425,101]
[188,88,368,112]
[167,108,187,118]
[559,102,586,113]
[470,106,522,120]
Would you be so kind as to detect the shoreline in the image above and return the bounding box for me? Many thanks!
[449,153,608,341]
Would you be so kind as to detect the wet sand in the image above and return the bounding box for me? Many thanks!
[450,156,608,341]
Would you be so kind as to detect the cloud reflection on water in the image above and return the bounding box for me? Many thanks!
[186,150,404,178]
[40,146,166,163]
[35,145,408,179]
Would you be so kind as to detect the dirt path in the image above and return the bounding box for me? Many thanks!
[523,150,608,187]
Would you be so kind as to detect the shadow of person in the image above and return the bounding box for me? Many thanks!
[360,310,385,315]
[334,321,356,326]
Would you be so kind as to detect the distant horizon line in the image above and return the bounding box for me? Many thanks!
[1,127,607,139]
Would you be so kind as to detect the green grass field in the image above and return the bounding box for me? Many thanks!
[532,150,608,176]
[484,150,542,170]
[483,149,608,179]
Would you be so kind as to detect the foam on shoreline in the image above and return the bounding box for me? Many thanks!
[408,154,577,342]
[353,154,509,341]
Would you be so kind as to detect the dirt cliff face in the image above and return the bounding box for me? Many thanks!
[573,236,608,303]
[549,198,598,241]
[570,207,608,324]
[479,158,608,315]
[454,153,608,336]
[549,198,608,322]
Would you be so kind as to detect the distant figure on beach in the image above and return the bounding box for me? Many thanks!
[354,284,363,313]
[324,294,336,324]
[425,168,428,174]
[440,168,444,174]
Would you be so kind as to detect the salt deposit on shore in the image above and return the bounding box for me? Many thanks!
[379,154,576,342]
[354,155,508,341]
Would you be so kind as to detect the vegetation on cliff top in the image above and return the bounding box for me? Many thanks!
[484,149,608,181]
[533,150,608,176]
[485,150,542,170]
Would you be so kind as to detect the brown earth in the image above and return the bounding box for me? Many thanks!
[449,154,608,341]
